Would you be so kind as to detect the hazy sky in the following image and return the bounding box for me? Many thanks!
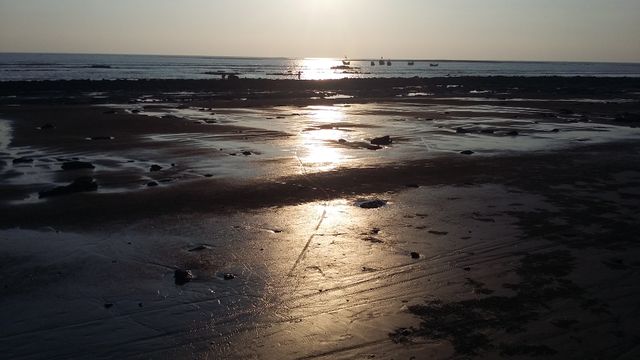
[1,0,639,62]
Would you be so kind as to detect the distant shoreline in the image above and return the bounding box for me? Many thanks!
[1,52,638,65]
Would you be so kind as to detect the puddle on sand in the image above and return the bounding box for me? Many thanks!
[3,101,640,204]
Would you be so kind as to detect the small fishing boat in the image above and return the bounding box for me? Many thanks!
[408,61,415,66]
[379,58,385,65]
[430,63,439,67]
[386,60,392,66]
[370,61,375,66]
[342,57,350,66]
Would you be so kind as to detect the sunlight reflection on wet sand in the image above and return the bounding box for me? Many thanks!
[298,106,349,170]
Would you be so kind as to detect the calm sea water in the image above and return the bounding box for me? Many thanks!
[1,53,639,81]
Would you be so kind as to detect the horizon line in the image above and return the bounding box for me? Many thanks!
[1,51,639,65]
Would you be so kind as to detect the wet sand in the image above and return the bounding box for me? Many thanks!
[1,77,640,359]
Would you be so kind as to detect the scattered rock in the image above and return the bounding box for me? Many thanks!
[460,150,474,155]
[88,136,114,141]
[150,165,162,172]
[551,319,579,329]
[242,151,253,156]
[363,236,384,244]
[550,128,560,133]
[38,123,55,130]
[61,161,95,171]
[371,135,393,146]
[188,245,211,252]
[174,269,193,285]
[410,252,420,259]
[12,157,34,164]
[358,199,387,209]
[147,181,159,187]
[223,273,235,280]
[39,177,98,198]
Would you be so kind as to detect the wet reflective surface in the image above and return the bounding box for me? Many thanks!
[2,99,640,203]
[2,86,640,358]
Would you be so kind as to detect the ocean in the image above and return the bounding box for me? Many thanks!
[1,53,640,81]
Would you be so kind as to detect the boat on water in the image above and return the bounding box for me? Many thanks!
[370,61,375,66]
[342,57,350,66]
[379,58,385,65]
[408,61,415,66]
[430,63,439,67]
[386,60,392,66]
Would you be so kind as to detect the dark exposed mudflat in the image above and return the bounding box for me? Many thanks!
[1,77,640,359]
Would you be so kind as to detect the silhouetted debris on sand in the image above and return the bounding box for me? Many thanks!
[174,269,193,285]
[13,157,34,164]
[61,161,95,170]
[39,177,98,198]
[357,199,387,209]
[371,135,392,146]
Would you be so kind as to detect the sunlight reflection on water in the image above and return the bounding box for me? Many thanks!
[298,106,348,170]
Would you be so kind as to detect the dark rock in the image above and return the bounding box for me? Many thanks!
[371,135,392,146]
[456,128,470,134]
[89,136,114,141]
[506,131,519,136]
[358,199,387,209]
[147,181,159,187]
[131,109,140,114]
[38,123,55,130]
[61,161,95,171]
[223,273,235,280]
[338,138,347,144]
[188,245,210,252]
[174,269,193,285]
[242,151,253,156]
[39,177,98,198]
[460,150,475,155]
[12,157,34,164]
[150,165,162,172]
[363,236,384,244]
[410,252,420,259]
[204,174,213,178]
[550,129,560,133]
